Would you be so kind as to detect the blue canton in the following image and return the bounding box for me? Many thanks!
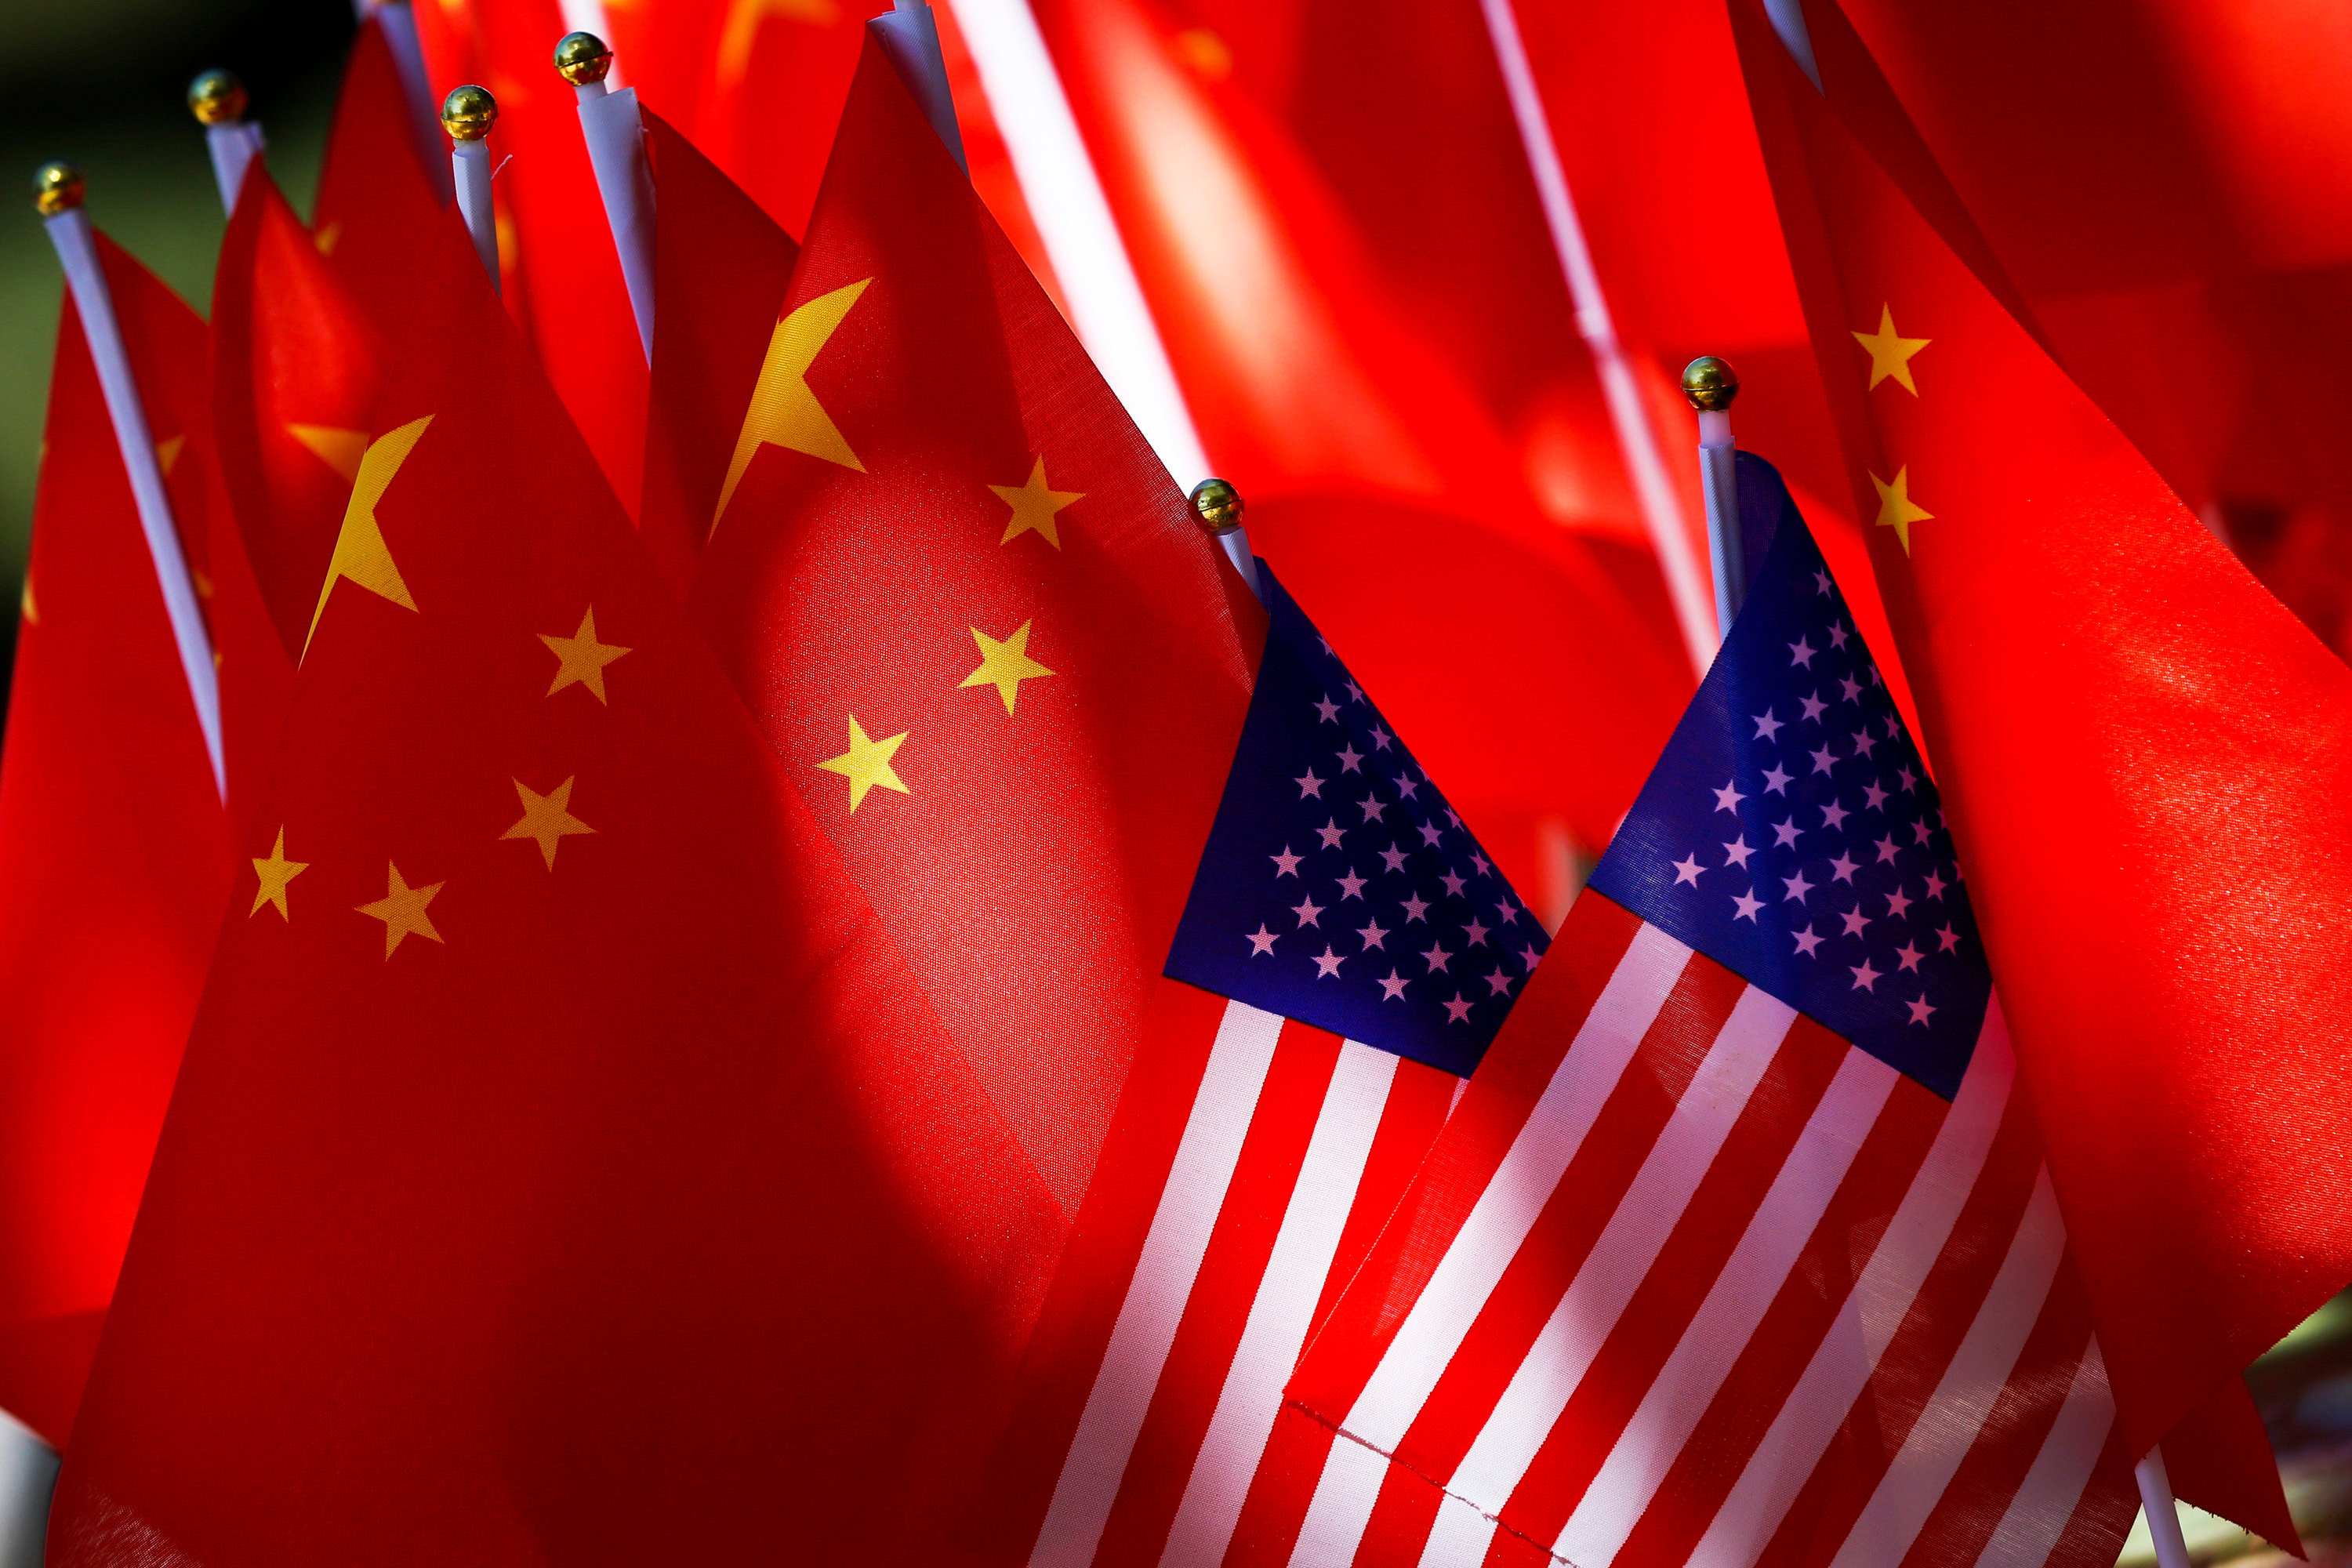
[1164,564,1549,1078]
[1588,456,1991,1099]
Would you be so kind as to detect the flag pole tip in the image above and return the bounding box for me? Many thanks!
[187,69,248,126]
[1189,477,1245,535]
[1682,356,1740,412]
[32,162,83,216]
[553,31,613,86]
[441,84,497,141]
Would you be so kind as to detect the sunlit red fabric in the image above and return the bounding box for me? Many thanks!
[1735,0,2352,1538]
[312,15,444,343]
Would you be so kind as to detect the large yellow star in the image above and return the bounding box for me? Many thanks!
[357,862,445,957]
[1852,303,1931,394]
[288,423,368,483]
[249,826,309,920]
[960,619,1054,713]
[989,458,1085,550]
[816,715,909,812]
[305,415,432,661]
[713,278,872,531]
[503,776,594,869]
[539,606,633,704]
[1871,466,1935,553]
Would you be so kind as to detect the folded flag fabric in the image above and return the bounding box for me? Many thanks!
[1284,462,2138,1568]
[976,564,1548,1566]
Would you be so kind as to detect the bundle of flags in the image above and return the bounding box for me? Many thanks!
[2,0,2349,1563]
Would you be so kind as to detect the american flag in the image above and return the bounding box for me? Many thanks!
[971,564,1549,1567]
[1279,461,2140,1568]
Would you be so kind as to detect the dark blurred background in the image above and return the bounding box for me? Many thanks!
[0,0,354,722]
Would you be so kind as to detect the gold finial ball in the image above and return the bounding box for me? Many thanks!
[32,162,84,217]
[441,84,498,142]
[1189,477,1246,535]
[554,31,614,85]
[1681,355,1740,412]
[187,69,249,126]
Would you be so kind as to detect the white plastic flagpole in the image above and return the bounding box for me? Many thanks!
[0,1406,56,1568]
[353,0,453,202]
[441,85,501,290]
[187,70,265,216]
[34,163,225,800]
[1683,355,1744,642]
[1477,0,1716,679]
[940,0,1212,491]
[554,33,655,363]
[2135,1448,2198,1568]
[869,1,969,174]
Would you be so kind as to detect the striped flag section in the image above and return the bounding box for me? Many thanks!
[1281,894,2141,1567]
[973,977,1465,1567]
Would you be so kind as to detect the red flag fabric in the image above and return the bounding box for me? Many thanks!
[313,13,445,340]
[688,34,1258,1223]
[636,107,798,596]
[48,202,1064,1566]
[0,244,227,1446]
[1731,0,2352,1537]
[412,0,650,513]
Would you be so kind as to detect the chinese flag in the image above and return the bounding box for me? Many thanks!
[313,13,444,339]
[1733,0,2352,1539]
[0,241,227,1446]
[212,162,383,667]
[690,34,1256,1235]
[637,107,797,596]
[51,208,1065,1563]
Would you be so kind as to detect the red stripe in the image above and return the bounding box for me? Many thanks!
[1093,1021,1345,1564]
[1894,1253,2099,1568]
[1287,894,1646,1428]
[1610,1070,1950,1566]
[1496,1013,1853,1545]
[1750,1089,2049,1568]
[964,977,1232,1560]
[1225,1402,1345,1568]
[2045,1426,2140,1568]
[1392,949,1744,1486]
[1354,1452,1448,1568]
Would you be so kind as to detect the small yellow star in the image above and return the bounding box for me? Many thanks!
[1871,466,1935,553]
[816,715,909,812]
[989,458,1084,550]
[502,776,595,869]
[539,607,632,703]
[959,619,1054,713]
[357,862,445,957]
[1852,303,1931,394]
[18,574,34,627]
[249,827,309,920]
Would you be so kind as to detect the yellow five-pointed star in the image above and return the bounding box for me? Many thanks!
[816,715,909,812]
[305,414,433,661]
[1852,303,1932,394]
[503,776,595,869]
[960,619,1055,713]
[357,861,445,957]
[539,606,633,703]
[288,423,369,483]
[249,826,309,920]
[1871,466,1935,553]
[713,278,873,530]
[989,458,1085,550]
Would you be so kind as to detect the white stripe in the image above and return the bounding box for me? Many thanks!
[1291,924,1689,1563]
[1417,1490,1500,1568]
[1828,1167,2069,1568]
[939,0,1213,488]
[1447,986,1796,1512]
[1030,1000,1287,1568]
[1341,923,1692,1450]
[1288,1433,1392,1568]
[1159,1041,1400,1568]
[1974,1339,2114,1567]
[1554,1046,1897,1566]
[1685,1000,2017,1568]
